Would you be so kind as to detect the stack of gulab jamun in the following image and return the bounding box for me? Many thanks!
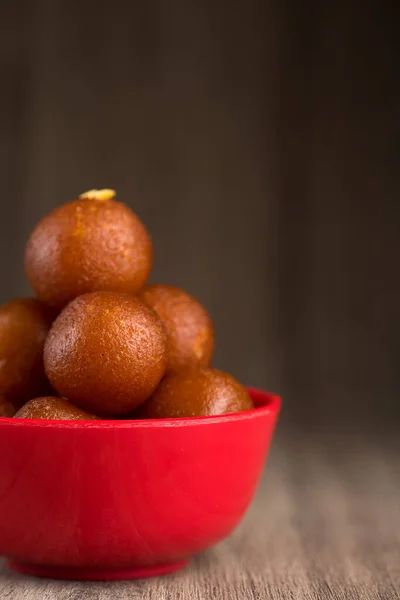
[0,189,253,420]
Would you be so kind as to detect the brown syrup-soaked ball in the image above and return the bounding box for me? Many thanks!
[25,189,152,310]
[138,284,215,374]
[44,291,168,415]
[143,368,254,419]
[14,397,99,420]
[0,395,16,418]
[0,298,55,407]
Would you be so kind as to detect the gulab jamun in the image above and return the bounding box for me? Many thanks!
[139,284,215,373]
[25,189,152,310]
[44,291,168,415]
[14,397,99,420]
[143,368,254,418]
[0,298,54,406]
[0,395,16,418]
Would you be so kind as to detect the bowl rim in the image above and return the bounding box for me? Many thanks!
[0,388,281,429]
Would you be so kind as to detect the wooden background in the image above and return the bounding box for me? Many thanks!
[0,0,398,432]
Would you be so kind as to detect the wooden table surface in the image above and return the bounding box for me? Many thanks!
[1,434,399,599]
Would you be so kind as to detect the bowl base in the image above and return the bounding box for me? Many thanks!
[7,558,189,581]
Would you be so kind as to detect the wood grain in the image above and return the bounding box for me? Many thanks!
[0,0,399,432]
[1,435,399,599]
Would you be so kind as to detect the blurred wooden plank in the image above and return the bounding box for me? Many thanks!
[0,0,398,429]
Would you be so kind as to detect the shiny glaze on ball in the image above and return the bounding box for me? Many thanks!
[139,284,215,373]
[44,292,168,415]
[25,190,152,310]
[144,368,254,418]
[0,298,54,406]
[14,397,99,420]
[0,395,16,418]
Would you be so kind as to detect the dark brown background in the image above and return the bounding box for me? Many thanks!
[0,1,398,433]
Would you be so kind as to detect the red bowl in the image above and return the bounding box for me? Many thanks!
[0,388,280,581]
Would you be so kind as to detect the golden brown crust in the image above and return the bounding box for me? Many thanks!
[0,298,55,406]
[139,284,215,373]
[144,368,254,418]
[25,195,152,310]
[14,397,99,420]
[44,292,168,415]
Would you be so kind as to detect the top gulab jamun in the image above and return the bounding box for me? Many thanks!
[25,189,152,310]
[0,298,54,406]
[14,397,99,420]
[143,368,254,418]
[139,284,215,373]
[44,291,168,415]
